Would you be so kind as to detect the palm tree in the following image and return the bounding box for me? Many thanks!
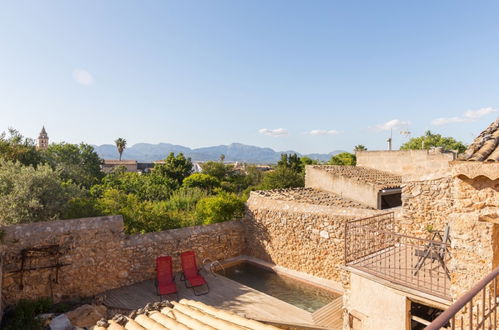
[115,138,127,161]
[354,145,367,152]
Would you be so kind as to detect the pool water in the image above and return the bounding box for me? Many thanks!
[218,262,339,312]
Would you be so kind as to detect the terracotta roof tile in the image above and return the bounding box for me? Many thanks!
[95,299,280,330]
[462,117,499,162]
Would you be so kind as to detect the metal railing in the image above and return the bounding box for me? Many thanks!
[345,213,451,299]
[426,266,499,330]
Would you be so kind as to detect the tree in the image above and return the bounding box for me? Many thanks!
[41,143,103,188]
[114,138,127,161]
[201,161,229,181]
[91,170,176,201]
[196,192,245,224]
[300,156,319,167]
[328,152,356,165]
[259,167,304,189]
[95,188,179,234]
[0,128,42,167]
[219,154,225,163]
[400,131,467,153]
[154,152,193,185]
[0,160,82,225]
[354,145,367,151]
[277,153,303,172]
[183,173,220,191]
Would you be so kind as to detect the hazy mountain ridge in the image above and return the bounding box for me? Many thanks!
[93,142,344,163]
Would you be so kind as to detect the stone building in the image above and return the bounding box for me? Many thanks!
[343,117,499,329]
[37,126,49,150]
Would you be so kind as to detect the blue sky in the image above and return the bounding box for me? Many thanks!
[1,1,498,154]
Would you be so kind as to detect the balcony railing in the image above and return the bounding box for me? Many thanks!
[426,266,499,330]
[345,212,451,300]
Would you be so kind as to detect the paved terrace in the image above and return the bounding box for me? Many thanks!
[308,165,402,190]
[252,187,373,209]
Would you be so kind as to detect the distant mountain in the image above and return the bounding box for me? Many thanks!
[93,142,344,164]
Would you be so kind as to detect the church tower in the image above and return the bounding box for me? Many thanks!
[37,126,49,150]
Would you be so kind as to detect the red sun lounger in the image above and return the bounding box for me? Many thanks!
[180,251,209,295]
[155,256,177,298]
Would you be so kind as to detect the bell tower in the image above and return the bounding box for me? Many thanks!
[37,126,49,150]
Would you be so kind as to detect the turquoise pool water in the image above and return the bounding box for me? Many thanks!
[218,262,339,312]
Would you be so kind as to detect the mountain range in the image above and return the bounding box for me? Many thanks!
[92,142,344,164]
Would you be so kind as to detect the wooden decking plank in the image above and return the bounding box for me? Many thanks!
[101,272,317,326]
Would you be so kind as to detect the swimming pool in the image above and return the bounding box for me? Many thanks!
[217,261,339,313]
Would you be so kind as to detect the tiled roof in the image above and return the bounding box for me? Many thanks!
[253,187,373,209]
[94,299,280,330]
[103,159,138,165]
[461,117,499,162]
[309,165,402,189]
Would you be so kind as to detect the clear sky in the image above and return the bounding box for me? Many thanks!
[1,1,498,154]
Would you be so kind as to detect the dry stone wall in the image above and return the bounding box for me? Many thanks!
[244,193,382,282]
[401,176,453,237]
[1,216,244,306]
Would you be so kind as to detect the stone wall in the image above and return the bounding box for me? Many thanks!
[401,175,454,237]
[356,149,455,177]
[448,173,499,301]
[244,193,382,283]
[1,216,244,306]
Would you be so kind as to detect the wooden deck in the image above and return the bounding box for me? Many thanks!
[100,271,342,328]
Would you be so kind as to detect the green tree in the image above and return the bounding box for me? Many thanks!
[91,170,176,201]
[41,143,103,188]
[259,167,304,189]
[277,153,303,172]
[166,187,208,227]
[300,156,319,167]
[154,152,193,185]
[183,173,220,191]
[0,160,82,225]
[400,131,467,153]
[328,152,356,165]
[354,145,367,151]
[114,138,127,161]
[195,192,245,224]
[0,128,42,167]
[96,188,179,234]
[200,161,228,181]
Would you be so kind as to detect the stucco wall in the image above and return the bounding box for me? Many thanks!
[356,149,455,177]
[1,216,244,306]
[305,167,379,208]
[244,194,382,283]
[346,273,408,330]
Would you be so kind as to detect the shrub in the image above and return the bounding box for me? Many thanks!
[3,298,53,330]
[196,192,245,224]
[0,160,82,225]
[183,173,220,191]
[259,167,304,190]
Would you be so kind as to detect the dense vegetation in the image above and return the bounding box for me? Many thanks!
[400,131,467,153]
[0,129,329,233]
[2,128,464,234]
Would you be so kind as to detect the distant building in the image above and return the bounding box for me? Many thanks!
[102,159,138,173]
[37,126,49,150]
